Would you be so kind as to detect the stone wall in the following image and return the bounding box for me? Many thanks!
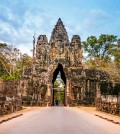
[0,80,22,116]
[96,95,120,116]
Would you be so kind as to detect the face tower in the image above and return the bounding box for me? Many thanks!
[24,18,86,106]
[36,18,82,68]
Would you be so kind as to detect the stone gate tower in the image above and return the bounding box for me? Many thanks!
[34,18,82,106]
[36,18,82,67]
[23,18,106,106]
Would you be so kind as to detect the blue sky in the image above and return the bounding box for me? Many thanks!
[0,0,120,55]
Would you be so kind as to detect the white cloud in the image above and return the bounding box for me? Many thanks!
[0,2,56,56]
[17,43,33,56]
[0,0,120,56]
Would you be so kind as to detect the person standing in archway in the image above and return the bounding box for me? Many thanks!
[56,99,59,106]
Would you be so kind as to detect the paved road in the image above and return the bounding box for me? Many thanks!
[0,107,120,134]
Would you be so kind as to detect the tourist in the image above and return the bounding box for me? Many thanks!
[56,100,59,106]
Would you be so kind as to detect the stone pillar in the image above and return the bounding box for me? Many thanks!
[80,80,84,100]
[96,82,101,98]
[87,80,90,92]
[66,79,70,106]
[81,87,84,100]
[47,83,51,106]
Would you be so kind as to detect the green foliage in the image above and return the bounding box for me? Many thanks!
[0,42,32,80]
[54,80,59,88]
[83,36,97,58]
[0,47,10,76]
[110,38,120,66]
[16,54,32,75]
[83,34,117,61]
[0,70,21,80]
[83,34,120,86]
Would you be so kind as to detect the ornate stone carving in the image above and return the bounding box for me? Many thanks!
[22,18,112,106]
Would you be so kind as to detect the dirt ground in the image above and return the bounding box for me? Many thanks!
[0,106,40,121]
[77,106,120,124]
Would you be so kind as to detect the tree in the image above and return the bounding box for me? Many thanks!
[102,38,120,84]
[83,35,120,86]
[0,43,29,80]
[103,62,120,83]
[109,38,120,67]
[0,43,11,76]
[82,34,117,60]
[16,54,32,75]
[82,34,118,69]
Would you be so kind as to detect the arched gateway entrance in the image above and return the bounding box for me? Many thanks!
[52,63,66,106]
[22,18,106,107]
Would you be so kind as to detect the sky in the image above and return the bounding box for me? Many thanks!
[0,0,120,55]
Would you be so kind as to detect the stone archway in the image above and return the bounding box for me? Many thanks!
[22,19,108,107]
[51,63,66,106]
